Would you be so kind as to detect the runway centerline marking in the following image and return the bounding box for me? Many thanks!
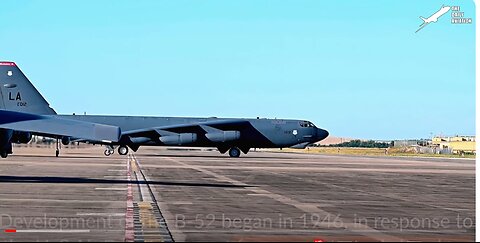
[135,164,473,175]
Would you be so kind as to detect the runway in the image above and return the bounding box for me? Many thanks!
[0,146,475,242]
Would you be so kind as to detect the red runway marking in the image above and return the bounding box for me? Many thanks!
[125,157,135,242]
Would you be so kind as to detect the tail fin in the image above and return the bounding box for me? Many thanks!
[0,62,56,115]
[420,16,428,22]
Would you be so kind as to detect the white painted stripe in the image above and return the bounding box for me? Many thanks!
[16,230,91,233]
[167,201,193,205]
[94,188,126,191]
[77,213,125,217]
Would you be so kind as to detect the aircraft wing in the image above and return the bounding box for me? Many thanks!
[122,119,250,139]
[0,110,121,142]
[120,119,253,149]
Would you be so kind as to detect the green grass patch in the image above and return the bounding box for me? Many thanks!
[280,147,475,159]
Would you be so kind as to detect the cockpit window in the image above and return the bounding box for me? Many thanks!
[300,121,316,127]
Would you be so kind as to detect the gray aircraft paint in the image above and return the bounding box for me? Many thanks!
[57,115,327,148]
[0,61,329,156]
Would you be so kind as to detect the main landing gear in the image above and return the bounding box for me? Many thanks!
[118,146,129,156]
[104,145,129,156]
[0,151,8,158]
[228,147,241,158]
[0,143,12,159]
[218,146,249,158]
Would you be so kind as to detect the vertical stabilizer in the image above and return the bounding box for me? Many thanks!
[0,62,56,115]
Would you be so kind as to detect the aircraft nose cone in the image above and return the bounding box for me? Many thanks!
[316,128,329,141]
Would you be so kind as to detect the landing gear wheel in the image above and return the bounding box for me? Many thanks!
[104,149,113,156]
[229,147,241,158]
[118,146,129,156]
[0,151,8,158]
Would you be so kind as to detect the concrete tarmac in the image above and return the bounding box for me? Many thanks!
[0,146,475,242]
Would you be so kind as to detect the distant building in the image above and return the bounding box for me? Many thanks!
[392,139,430,148]
[432,136,476,154]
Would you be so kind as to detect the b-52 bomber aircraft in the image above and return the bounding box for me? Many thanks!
[0,61,329,158]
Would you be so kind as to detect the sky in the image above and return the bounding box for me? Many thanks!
[0,0,475,140]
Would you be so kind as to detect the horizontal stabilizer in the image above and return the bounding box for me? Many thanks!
[0,110,121,142]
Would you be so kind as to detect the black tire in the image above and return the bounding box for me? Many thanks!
[118,146,129,156]
[104,150,112,156]
[0,151,7,158]
[228,147,241,158]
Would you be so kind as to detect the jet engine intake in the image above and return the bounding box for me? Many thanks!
[11,131,32,144]
[61,136,71,145]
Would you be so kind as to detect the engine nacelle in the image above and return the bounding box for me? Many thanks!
[159,133,197,145]
[61,136,71,146]
[130,137,151,144]
[205,131,240,143]
[11,131,32,144]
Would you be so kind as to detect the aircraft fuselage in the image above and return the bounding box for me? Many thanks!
[58,115,329,149]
